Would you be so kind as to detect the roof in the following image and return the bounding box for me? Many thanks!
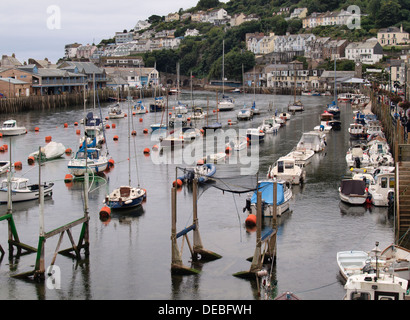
[0,77,28,85]
[320,71,355,79]
[58,61,104,75]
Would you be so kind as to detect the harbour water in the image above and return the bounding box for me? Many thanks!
[0,91,394,300]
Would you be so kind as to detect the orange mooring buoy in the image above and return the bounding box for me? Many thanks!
[0,146,4,153]
[64,123,68,128]
[152,145,159,151]
[76,129,81,135]
[131,130,137,136]
[106,124,110,129]
[245,214,257,227]
[143,128,148,134]
[108,159,115,167]
[173,179,183,188]
[35,127,40,132]
[74,122,78,126]
[2,144,8,151]
[143,147,150,154]
[113,135,119,141]
[65,148,72,155]
[99,206,111,220]
[27,156,35,165]
[112,123,116,129]
[45,136,52,143]
[64,174,73,182]
[139,118,143,123]
[14,161,22,170]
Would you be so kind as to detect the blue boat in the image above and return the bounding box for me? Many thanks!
[149,97,165,112]
[104,186,146,209]
[244,180,292,217]
[177,163,216,184]
[326,101,340,117]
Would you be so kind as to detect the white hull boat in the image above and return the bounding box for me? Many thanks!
[259,118,280,134]
[218,97,235,111]
[337,250,385,281]
[226,136,247,151]
[237,108,253,121]
[381,244,410,281]
[246,128,264,143]
[0,120,26,136]
[288,100,304,112]
[267,157,306,185]
[67,147,109,176]
[0,177,53,203]
[345,145,370,168]
[286,148,315,167]
[104,186,146,209]
[297,131,326,152]
[0,161,12,175]
[368,172,395,207]
[108,104,125,118]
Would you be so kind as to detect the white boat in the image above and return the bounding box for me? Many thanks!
[348,123,367,139]
[244,180,292,217]
[206,152,226,163]
[133,100,148,114]
[150,123,167,132]
[368,140,394,167]
[259,118,280,134]
[237,108,253,121]
[339,179,368,205]
[149,97,165,112]
[314,121,332,132]
[0,161,11,175]
[278,111,291,121]
[83,112,104,130]
[368,172,395,207]
[194,163,216,183]
[267,157,306,185]
[218,96,235,111]
[344,273,408,300]
[174,101,188,114]
[226,136,248,151]
[246,128,264,143]
[29,141,66,162]
[168,88,180,95]
[67,147,109,176]
[337,250,384,281]
[296,131,326,152]
[0,177,53,204]
[338,93,354,102]
[250,101,260,115]
[286,148,315,167]
[0,120,26,136]
[191,107,207,120]
[366,120,383,137]
[108,104,125,119]
[288,100,304,112]
[381,244,410,281]
[273,116,285,126]
[168,112,187,128]
[345,145,370,168]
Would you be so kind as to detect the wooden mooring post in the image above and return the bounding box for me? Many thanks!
[12,153,90,281]
[233,182,278,280]
[171,178,221,275]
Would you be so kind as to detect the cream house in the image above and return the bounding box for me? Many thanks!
[378,25,409,46]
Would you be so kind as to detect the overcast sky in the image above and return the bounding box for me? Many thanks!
[0,0,228,64]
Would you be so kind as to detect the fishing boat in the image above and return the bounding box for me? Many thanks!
[67,147,109,177]
[314,121,332,132]
[83,112,104,130]
[0,161,11,175]
[133,100,148,114]
[339,179,368,205]
[366,120,383,137]
[381,244,410,281]
[286,147,315,167]
[237,108,253,121]
[0,120,26,136]
[28,141,66,162]
[104,96,146,210]
[80,126,105,148]
[267,157,306,185]
[149,97,165,112]
[368,172,395,207]
[259,118,280,134]
[0,177,54,204]
[246,128,264,143]
[326,101,340,117]
[244,180,292,217]
[296,131,326,152]
[108,103,125,119]
[226,135,248,151]
[337,93,354,103]
[337,250,385,281]
[174,101,188,114]
[168,112,187,128]
[348,123,367,140]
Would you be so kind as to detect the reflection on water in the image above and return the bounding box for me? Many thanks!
[0,91,394,300]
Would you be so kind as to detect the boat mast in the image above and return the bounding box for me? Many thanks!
[334,48,338,107]
[128,87,131,186]
[222,39,225,97]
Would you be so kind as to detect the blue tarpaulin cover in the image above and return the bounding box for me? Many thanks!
[250,181,285,205]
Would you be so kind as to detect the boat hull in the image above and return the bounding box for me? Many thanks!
[0,183,53,203]
[105,187,146,209]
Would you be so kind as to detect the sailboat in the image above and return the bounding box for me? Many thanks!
[202,95,222,135]
[218,40,235,111]
[104,92,146,209]
[287,62,304,112]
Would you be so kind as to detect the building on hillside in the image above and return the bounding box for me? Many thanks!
[377,25,410,46]
[345,38,383,64]
[64,43,82,59]
[76,44,98,60]
[207,8,231,25]
[100,56,144,68]
[115,31,134,44]
[165,12,179,22]
[104,67,159,87]
[134,20,151,32]
[28,58,57,69]
[289,8,308,20]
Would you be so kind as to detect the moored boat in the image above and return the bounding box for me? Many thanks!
[0,177,54,204]
[339,179,368,205]
[67,147,109,176]
[0,120,26,136]
[267,157,306,185]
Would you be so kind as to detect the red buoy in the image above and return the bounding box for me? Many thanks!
[65,148,72,155]
[45,136,52,143]
[131,130,137,136]
[113,135,119,141]
[152,145,159,151]
[27,156,35,165]
[14,161,22,170]
[173,179,183,188]
[108,159,115,167]
[245,214,257,227]
[99,206,111,220]
[64,174,73,182]
[143,128,148,134]
[35,127,40,132]
[143,147,150,154]
[112,123,116,129]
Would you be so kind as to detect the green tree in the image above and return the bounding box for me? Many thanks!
[376,0,402,28]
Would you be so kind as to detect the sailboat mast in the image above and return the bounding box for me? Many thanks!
[222,39,225,97]
[334,48,337,107]
[128,88,131,186]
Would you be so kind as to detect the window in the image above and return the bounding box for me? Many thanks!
[350,292,370,300]
[381,177,388,188]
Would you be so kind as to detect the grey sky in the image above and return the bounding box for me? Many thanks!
[0,0,212,63]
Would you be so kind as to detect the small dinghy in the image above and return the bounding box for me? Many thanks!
[29,141,66,162]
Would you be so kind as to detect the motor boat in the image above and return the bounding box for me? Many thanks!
[286,147,315,167]
[345,145,370,168]
[259,118,280,134]
[191,107,207,120]
[237,108,253,121]
[339,179,368,205]
[288,100,304,112]
[174,101,188,114]
[244,180,292,217]
[381,244,410,282]
[368,172,395,207]
[226,136,247,151]
[67,147,109,176]
[218,95,235,111]
[0,177,54,203]
[267,157,306,185]
[108,104,126,119]
[0,161,11,175]
[348,123,367,140]
[149,97,165,112]
[133,100,148,114]
[246,128,264,143]
[0,120,26,136]
[337,250,385,281]
[296,131,326,152]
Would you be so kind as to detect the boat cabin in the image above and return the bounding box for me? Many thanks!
[1,177,29,190]
[2,120,18,128]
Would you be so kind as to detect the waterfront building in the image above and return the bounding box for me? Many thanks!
[0,77,30,97]
[58,61,107,89]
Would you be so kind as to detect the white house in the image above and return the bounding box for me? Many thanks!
[207,8,230,25]
[134,20,151,32]
[345,38,384,64]
[185,29,200,37]
[115,32,134,44]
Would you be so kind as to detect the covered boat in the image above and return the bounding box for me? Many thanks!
[244,180,292,217]
[0,177,54,203]
[339,179,368,205]
[286,148,315,167]
[28,141,66,162]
